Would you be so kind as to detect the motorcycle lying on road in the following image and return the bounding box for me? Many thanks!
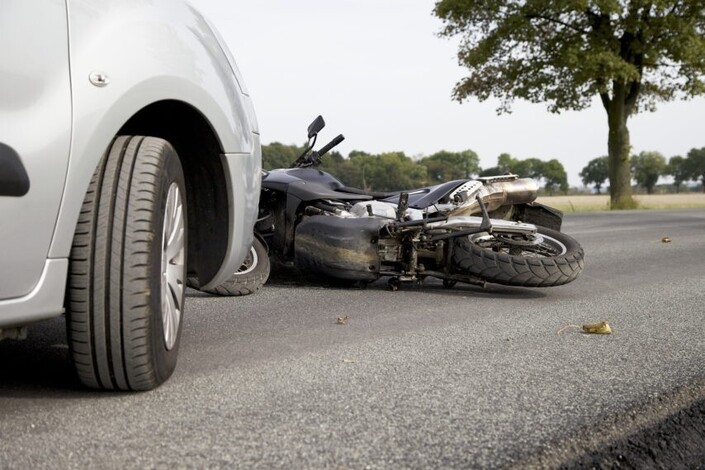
[194,116,584,295]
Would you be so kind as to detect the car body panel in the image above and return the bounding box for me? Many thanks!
[50,0,259,259]
[0,0,260,327]
[0,260,68,328]
[0,0,72,299]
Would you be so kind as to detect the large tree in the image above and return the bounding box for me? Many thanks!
[434,0,705,209]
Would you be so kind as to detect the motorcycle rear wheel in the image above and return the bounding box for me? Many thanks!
[188,238,270,296]
[452,226,584,287]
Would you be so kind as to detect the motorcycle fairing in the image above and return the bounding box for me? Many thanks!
[263,168,372,202]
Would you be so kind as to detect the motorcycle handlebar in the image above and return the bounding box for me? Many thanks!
[317,134,345,157]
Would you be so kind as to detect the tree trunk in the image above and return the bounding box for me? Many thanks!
[605,90,637,209]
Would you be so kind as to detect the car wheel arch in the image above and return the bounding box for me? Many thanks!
[118,99,232,285]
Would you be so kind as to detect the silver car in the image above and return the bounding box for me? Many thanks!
[0,0,261,390]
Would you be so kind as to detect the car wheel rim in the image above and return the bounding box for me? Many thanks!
[161,182,185,351]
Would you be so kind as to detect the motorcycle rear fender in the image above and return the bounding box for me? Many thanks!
[513,203,563,232]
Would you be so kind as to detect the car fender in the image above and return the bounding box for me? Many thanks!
[49,0,260,277]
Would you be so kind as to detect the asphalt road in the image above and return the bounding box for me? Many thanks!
[1,209,704,468]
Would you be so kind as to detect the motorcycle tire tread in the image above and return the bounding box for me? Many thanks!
[187,238,271,296]
[452,227,584,287]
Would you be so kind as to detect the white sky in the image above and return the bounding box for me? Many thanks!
[191,0,705,187]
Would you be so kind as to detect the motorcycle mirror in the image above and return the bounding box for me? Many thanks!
[307,115,325,139]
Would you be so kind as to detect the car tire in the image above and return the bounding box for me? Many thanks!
[67,136,187,391]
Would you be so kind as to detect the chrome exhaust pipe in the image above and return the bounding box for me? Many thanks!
[448,177,539,217]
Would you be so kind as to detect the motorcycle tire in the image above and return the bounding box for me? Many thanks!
[452,226,584,287]
[187,237,270,296]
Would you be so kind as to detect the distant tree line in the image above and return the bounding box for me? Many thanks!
[479,153,568,194]
[262,143,569,194]
[580,148,705,194]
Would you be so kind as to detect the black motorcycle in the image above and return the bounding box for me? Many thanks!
[197,116,584,294]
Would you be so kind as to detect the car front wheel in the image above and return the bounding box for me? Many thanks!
[68,136,187,391]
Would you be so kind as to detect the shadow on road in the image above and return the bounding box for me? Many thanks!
[0,317,99,397]
[3,277,545,395]
[260,270,548,301]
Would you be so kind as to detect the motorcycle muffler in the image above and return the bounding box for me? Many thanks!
[447,177,539,217]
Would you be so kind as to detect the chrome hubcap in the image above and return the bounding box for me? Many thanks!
[161,183,185,351]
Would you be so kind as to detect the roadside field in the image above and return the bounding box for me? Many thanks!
[536,193,705,212]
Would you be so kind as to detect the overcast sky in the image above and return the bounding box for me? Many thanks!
[191,0,705,187]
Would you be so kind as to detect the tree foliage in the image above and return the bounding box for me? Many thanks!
[667,155,689,192]
[328,150,428,191]
[261,143,567,193]
[419,150,481,182]
[579,156,610,194]
[262,142,304,170]
[685,147,705,192]
[434,0,705,208]
[542,159,570,195]
[365,152,428,191]
[631,151,667,194]
[481,153,568,194]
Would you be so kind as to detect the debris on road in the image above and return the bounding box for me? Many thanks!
[557,321,613,335]
[662,236,672,243]
[336,315,348,325]
[582,321,612,334]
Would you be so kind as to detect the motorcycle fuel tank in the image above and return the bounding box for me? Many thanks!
[263,168,372,202]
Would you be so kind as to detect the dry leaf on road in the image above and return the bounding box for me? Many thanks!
[581,321,612,334]
[557,321,613,335]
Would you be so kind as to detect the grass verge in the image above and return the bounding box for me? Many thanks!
[536,194,705,213]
